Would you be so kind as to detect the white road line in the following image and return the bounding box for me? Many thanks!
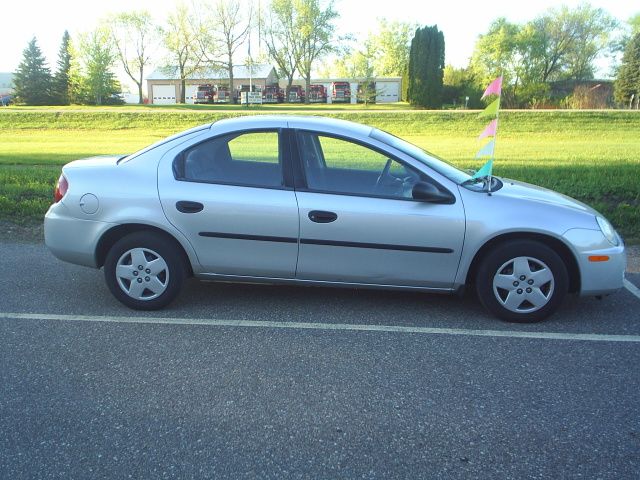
[1,312,640,343]
[624,278,640,301]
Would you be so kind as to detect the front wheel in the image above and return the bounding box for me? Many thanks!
[476,240,569,323]
[104,232,186,310]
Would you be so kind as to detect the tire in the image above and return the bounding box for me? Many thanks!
[475,240,568,323]
[104,232,186,310]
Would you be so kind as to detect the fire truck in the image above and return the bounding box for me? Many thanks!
[288,85,305,103]
[262,85,284,103]
[331,81,351,103]
[215,85,232,103]
[195,85,216,104]
[308,84,327,103]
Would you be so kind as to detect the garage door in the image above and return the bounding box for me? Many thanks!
[152,84,177,104]
[376,81,400,103]
[185,85,198,104]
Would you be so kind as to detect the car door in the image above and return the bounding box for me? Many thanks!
[158,129,299,278]
[293,131,465,289]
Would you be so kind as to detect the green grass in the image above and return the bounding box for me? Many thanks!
[1,108,638,242]
[2,101,414,113]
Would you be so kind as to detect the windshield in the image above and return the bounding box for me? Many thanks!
[370,128,472,185]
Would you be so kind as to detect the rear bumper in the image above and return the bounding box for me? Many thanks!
[44,202,114,268]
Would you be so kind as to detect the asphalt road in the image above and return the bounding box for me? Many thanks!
[1,241,639,479]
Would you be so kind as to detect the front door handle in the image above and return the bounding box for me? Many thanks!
[308,210,338,223]
[176,200,204,214]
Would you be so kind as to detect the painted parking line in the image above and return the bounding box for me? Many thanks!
[624,278,640,301]
[1,312,640,343]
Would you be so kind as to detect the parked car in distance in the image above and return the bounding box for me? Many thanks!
[44,116,626,322]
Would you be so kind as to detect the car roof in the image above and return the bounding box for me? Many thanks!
[210,115,373,138]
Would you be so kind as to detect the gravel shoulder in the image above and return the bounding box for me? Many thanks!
[2,221,638,273]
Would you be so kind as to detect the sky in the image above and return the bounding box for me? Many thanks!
[1,0,636,88]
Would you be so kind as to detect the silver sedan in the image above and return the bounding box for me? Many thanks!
[44,115,626,322]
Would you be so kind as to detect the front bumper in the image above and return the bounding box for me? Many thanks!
[563,228,626,296]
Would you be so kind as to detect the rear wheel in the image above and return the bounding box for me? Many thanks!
[476,240,568,323]
[104,232,186,310]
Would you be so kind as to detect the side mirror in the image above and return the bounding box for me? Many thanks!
[412,181,455,204]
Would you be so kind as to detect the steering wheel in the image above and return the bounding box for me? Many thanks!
[374,159,393,192]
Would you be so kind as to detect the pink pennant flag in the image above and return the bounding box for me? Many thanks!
[482,76,502,99]
[478,119,498,140]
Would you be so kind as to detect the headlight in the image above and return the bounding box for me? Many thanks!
[596,216,619,246]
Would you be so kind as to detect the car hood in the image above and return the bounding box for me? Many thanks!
[496,178,598,216]
[64,155,124,169]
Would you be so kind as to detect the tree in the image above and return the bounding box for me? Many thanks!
[202,0,251,97]
[614,32,640,108]
[369,19,414,77]
[442,66,483,108]
[51,31,72,105]
[78,27,120,105]
[13,37,52,105]
[161,3,206,103]
[334,39,375,78]
[334,19,413,79]
[407,25,445,109]
[469,18,524,106]
[471,5,616,107]
[109,10,155,104]
[67,38,88,104]
[263,0,302,98]
[534,4,617,81]
[297,0,339,103]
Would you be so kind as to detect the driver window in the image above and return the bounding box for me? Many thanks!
[299,133,421,198]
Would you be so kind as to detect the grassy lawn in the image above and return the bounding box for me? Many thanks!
[1,108,638,242]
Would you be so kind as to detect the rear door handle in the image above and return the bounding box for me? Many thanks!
[308,210,337,223]
[176,200,204,213]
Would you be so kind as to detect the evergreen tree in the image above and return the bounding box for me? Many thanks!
[13,37,52,105]
[407,25,445,108]
[614,32,640,108]
[52,31,72,105]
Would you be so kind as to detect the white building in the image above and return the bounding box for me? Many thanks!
[146,65,403,105]
[146,64,278,104]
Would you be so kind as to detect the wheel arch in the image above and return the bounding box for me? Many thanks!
[95,224,194,277]
[465,232,580,294]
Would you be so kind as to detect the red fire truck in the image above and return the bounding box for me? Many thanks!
[331,81,351,103]
[195,85,216,104]
[288,85,305,103]
[308,84,327,103]
[262,85,284,103]
[215,85,232,103]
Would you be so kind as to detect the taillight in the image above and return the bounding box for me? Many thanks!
[54,174,68,203]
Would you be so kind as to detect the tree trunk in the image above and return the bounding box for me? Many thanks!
[228,60,234,104]
[286,76,294,102]
[138,66,144,104]
[180,78,186,103]
[305,73,311,104]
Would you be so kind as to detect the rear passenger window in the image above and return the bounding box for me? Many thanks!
[178,131,282,188]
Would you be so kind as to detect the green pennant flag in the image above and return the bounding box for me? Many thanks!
[471,158,493,179]
[478,98,500,118]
